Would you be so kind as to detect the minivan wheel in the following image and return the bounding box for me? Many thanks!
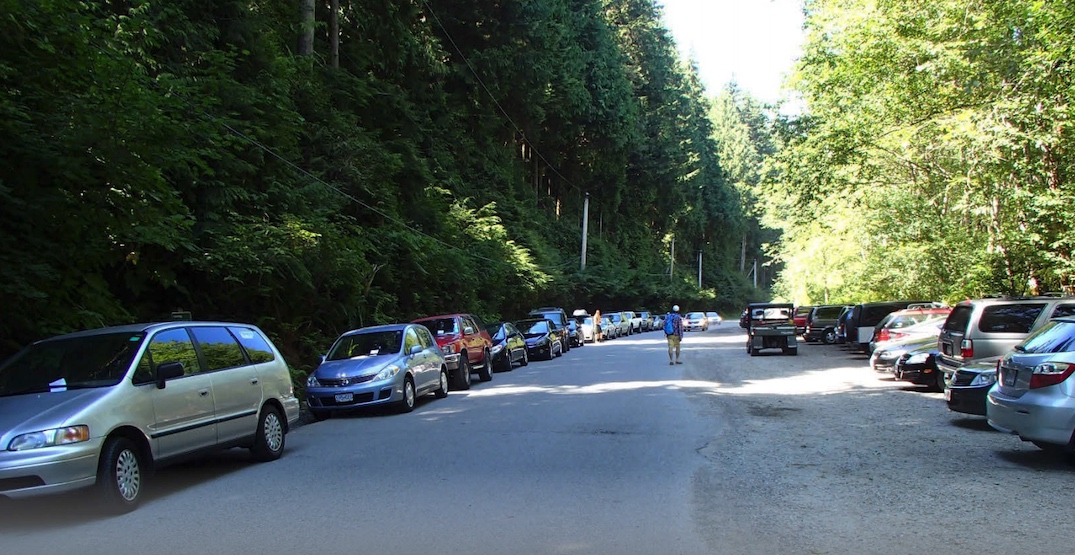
[434,368,449,399]
[823,329,837,344]
[251,405,285,462]
[398,376,416,413]
[96,437,142,514]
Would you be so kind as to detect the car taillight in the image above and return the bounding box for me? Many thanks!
[876,329,890,342]
[960,339,973,358]
[1030,362,1075,389]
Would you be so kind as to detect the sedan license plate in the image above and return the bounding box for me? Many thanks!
[335,392,354,403]
[1003,371,1017,387]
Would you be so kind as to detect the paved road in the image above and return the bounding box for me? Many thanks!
[5,324,1074,554]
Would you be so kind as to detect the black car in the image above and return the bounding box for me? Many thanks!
[893,339,945,391]
[804,305,845,344]
[515,318,562,360]
[527,307,571,352]
[486,321,529,372]
[945,358,1000,416]
[739,309,749,329]
[566,319,584,348]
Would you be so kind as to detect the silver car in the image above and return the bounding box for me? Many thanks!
[0,321,301,512]
[305,324,448,420]
[987,318,1075,453]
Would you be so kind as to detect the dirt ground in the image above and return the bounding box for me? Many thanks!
[681,326,1075,555]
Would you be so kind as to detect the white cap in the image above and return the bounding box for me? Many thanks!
[672,305,679,312]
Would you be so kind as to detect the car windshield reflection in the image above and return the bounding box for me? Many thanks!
[326,331,403,361]
[0,333,145,396]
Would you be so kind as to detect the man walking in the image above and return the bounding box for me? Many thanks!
[665,305,684,365]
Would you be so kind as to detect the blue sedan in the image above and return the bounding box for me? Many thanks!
[306,324,448,419]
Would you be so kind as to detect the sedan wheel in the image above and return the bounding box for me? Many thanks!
[434,368,449,399]
[477,349,493,381]
[520,349,529,366]
[823,329,837,345]
[397,376,416,413]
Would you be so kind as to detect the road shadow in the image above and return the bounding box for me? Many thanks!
[995,448,1075,472]
[949,417,994,432]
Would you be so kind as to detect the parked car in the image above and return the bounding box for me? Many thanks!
[793,305,814,336]
[623,310,643,334]
[945,358,1002,417]
[608,312,631,337]
[413,313,494,390]
[528,307,571,352]
[651,313,665,332]
[638,311,653,332]
[870,335,936,374]
[869,313,949,355]
[307,324,448,420]
[601,316,618,339]
[739,309,749,329]
[804,305,846,344]
[705,311,723,327]
[937,295,1075,379]
[684,311,710,331]
[576,315,598,343]
[566,319,585,348]
[745,303,798,356]
[486,321,529,372]
[845,300,939,353]
[515,318,563,360]
[893,339,945,391]
[0,321,301,512]
[987,317,1075,454]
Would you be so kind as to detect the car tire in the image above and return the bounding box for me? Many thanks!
[553,342,562,358]
[563,336,571,352]
[823,329,837,345]
[251,404,285,462]
[96,437,143,514]
[520,349,529,366]
[477,349,493,382]
[454,357,472,390]
[933,371,946,393]
[397,376,416,413]
[497,352,512,372]
[434,367,449,399]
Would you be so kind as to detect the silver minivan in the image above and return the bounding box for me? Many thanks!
[0,321,301,512]
[936,296,1075,377]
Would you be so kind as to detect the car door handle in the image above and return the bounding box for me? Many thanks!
[250,378,259,385]
[198,389,210,396]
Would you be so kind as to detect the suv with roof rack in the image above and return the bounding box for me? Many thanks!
[936,296,1075,380]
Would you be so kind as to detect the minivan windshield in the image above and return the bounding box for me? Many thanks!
[0,332,146,396]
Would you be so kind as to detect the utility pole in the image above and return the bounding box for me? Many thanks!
[669,235,675,282]
[698,250,702,289]
[581,193,589,271]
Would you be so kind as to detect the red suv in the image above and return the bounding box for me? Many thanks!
[412,313,494,390]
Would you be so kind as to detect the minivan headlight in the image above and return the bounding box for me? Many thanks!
[8,426,90,451]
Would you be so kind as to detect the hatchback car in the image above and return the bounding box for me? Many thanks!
[515,318,562,360]
[684,311,709,332]
[987,317,1075,454]
[0,321,301,513]
[306,324,449,420]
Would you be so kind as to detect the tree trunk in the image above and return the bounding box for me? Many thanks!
[298,0,315,56]
[330,0,339,68]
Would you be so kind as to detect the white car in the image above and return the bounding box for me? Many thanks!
[684,312,709,331]
[705,311,722,326]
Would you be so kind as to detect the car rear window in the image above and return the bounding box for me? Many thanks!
[861,304,902,326]
[1018,321,1075,354]
[814,306,843,319]
[977,303,1045,333]
[942,305,973,333]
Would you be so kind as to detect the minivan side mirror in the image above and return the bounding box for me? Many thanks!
[155,361,185,389]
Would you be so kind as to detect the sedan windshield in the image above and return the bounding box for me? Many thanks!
[518,320,550,335]
[327,331,403,360]
[0,332,145,396]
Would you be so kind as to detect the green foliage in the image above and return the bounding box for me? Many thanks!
[0,0,753,384]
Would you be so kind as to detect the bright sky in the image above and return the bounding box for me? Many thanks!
[658,0,806,108]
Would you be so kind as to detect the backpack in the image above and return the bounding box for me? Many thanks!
[664,314,676,335]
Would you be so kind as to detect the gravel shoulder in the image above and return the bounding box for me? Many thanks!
[680,325,1075,555]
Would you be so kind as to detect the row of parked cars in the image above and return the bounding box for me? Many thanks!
[800,295,1075,459]
[0,304,627,512]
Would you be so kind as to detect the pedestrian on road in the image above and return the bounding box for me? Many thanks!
[593,309,602,342]
[665,305,684,365]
